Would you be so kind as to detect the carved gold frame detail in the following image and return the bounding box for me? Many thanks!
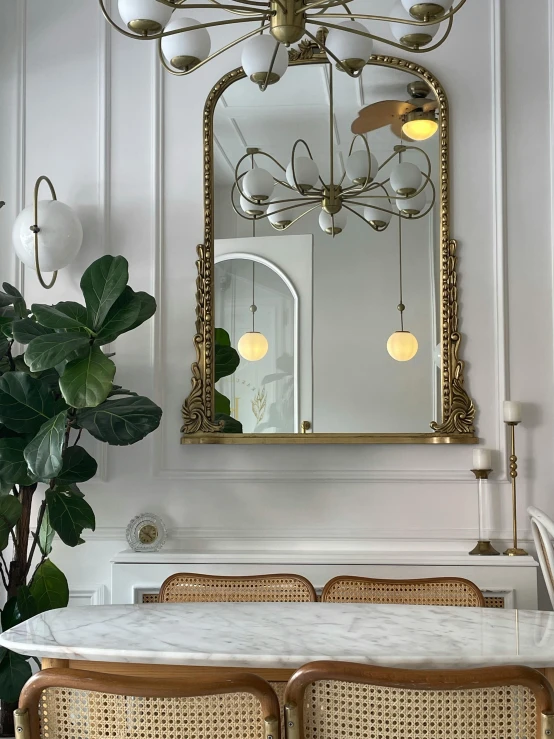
[181,45,477,444]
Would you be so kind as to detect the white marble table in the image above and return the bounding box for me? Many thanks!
[2,603,554,681]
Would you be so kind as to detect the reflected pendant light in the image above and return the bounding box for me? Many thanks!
[387,216,418,362]
[238,260,269,362]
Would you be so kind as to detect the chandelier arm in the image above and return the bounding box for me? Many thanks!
[308,16,454,54]
[342,202,385,229]
[158,23,269,76]
[155,0,270,7]
[341,133,375,191]
[303,27,361,78]
[290,138,327,189]
[268,204,321,231]
[302,0,465,24]
[205,0,269,17]
[258,40,282,92]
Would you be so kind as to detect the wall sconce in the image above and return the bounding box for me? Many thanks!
[12,176,83,289]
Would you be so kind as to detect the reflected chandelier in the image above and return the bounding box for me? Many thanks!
[232,66,435,236]
[100,1,466,88]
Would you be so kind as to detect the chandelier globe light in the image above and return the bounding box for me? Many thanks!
[319,209,347,235]
[387,330,419,361]
[241,35,289,87]
[160,12,211,70]
[240,194,266,216]
[286,157,320,191]
[396,188,426,215]
[267,200,293,229]
[364,205,393,230]
[390,161,423,196]
[99,0,467,86]
[243,167,275,201]
[325,21,373,74]
[345,149,378,186]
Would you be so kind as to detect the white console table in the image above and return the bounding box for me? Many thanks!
[111,550,539,609]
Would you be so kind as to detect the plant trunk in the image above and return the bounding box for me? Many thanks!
[0,485,37,736]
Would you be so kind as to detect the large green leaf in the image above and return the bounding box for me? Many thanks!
[1,597,19,631]
[12,318,53,344]
[24,411,67,480]
[38,507,55,556]
[57,445,97,483]
[214,389,231,415]
[16,585,37,622]
[80,255,129,330]
[215,344,240,382]
[46,489,95,547]
[0,292,14,310]
[0,438,36,486]
[53,301,89,327]
[76,396,162,445]
[59,346,115,408]
[0,651,32,703]
[215,328,231,347]
[0,372,57,435]
[3,283,28,320]
[0,496,22,550]
[31,304,89,332]
[95,287,141,345]
[214,413,243,433]
[128,291,156,331]
[29,559,69,613]
[25,333,90,373]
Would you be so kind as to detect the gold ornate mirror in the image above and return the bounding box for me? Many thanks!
[182,42,477,444]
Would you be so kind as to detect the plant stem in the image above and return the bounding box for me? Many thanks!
[8,484,37,599]
[6,341,14,372]
[24,499,46,578]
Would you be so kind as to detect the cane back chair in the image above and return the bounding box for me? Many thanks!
[528,506,554,609]
[321,576,485,606]
[159,573,317,603]
[16,667,280,739]
[284,661,554,739]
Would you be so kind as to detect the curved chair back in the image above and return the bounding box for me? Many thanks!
[159,572,317,603]
[284,661,554,739]
[529,506,554,608]
[321,575,485,606]
[17,668,280,739]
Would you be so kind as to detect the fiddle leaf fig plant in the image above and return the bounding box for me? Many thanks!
[0,255,162,732]
[214,328,242,433]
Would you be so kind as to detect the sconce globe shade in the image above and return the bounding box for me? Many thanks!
[402,117,438,141]
[118,0,173,33]
[325,20,373,70]
[390,161,422,196]
[286,157,319,190]
[238,331,269,361]
[401,0,452,19]
[387,330,418,361]
[364,205,392,228]
[241,35,289,84]
[345,149,378,186]
[161,12,211,70]
[319,209,347,235]
[13,200,83,273]
[396,188,427,215]
[240,194,266,216]
[267,200,293,228]
[243,167,274,202]
[390,2,440,47]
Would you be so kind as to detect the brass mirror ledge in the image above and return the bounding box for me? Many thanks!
[181,42,477,446]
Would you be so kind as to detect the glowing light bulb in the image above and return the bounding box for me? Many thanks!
[238,331,269,361]
[387,330,418,361]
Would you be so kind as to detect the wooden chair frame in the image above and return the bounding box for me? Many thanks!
[284,661,554,739]
[528,506,554,609]
[16,668,280,739]
[321,575,485,606]
[159,572,317,602]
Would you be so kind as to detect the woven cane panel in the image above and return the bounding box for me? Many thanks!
[303,680,537,739]
[141,593,159,603]
[322,579,482,607]
[160,575,314,602]
[39,687,266,739]
[269,682,286,739]
[484,595,505,608]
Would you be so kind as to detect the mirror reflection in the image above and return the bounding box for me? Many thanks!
[213,60,441,434]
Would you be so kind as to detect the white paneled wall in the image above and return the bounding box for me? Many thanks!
[0,0,553,603]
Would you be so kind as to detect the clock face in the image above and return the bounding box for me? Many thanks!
[126,514,167,552]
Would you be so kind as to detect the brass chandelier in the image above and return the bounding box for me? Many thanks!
[231,65,435,236]
[100,1,466,87]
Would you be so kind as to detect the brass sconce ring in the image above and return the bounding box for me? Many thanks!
[32,175,59,289]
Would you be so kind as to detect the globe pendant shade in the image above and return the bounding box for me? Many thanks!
[390,2,440,47]
[286,157,319,190]
[346,149,378,186]
[364,205,392,228]
[161,13,211,70]
[12,200,83,272]
[319,209,347,235]
[325,20,373,71]
[401,0,453,19]
[396,188,426,215]
[243,167,274,201]
[240,194,266,216]
[118,0,173,33]
[267,200,293,229]
[241,35,289,85]
[390,161,423,196]
[402,117,438,141]
[387,330,418,361]
[238,331,269,361]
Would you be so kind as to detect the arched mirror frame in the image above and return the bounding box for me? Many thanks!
[181,41,477,445]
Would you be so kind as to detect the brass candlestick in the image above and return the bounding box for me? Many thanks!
[469,469,499,556]
[504,421,528,556]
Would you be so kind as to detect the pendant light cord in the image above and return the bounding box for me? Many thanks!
[252,260,256,332]
[398,215,404,332]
